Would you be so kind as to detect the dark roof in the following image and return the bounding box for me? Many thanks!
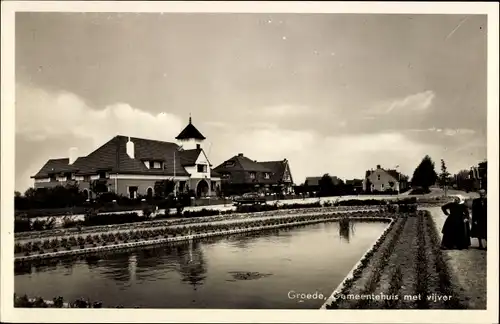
[345,179,363,186]
[305,175,343,186]
[210,169,221,177]
[214,154,273,173]
[32,158,78,178]
[175,117,206,140]
[32,135,190,178]
[179,149,202,166]
[213,154,286,185]
[258,160,292,183]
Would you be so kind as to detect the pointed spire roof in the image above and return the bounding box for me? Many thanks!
[175,115,206,140]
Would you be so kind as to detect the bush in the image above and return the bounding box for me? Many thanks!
[183,209,221,218]
[408,188,431,195]
[336,199,387,206]
[83,212,141,226]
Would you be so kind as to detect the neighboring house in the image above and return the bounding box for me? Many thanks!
[32,117,221,199]
[362,165,409,193]
[470,160,487,191]
[344,179,364,194]
[213,153,294,195]
[304,175,343,194]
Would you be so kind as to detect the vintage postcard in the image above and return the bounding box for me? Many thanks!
[1,1,498,323]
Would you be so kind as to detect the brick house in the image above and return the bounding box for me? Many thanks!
[362,165,409,194]
[213,153,294,196]
[31,117,221,199]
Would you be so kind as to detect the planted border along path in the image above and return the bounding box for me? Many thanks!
[323,210,467,309]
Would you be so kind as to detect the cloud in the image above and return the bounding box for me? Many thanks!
[16,83,185,149]
[406,128,476,136]
[251,104,311,117]
[367,90,436,115]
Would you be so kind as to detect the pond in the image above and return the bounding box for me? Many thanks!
[15,220,387,309]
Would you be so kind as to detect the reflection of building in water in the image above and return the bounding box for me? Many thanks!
[338,220,355,243]
[128,254,137,282]
[98,253,132,282]
[176,240,207,291]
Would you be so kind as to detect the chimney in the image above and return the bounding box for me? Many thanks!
[69,147,78,165]
[196,144,201,149]
[238,153,243,157]
[376,164,381,169]
[126,137,135,159]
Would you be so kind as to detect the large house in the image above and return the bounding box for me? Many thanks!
[213,153,294,196]
[362,165,409,194]
[32,117,221,199]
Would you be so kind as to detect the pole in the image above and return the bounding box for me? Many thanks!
[174,150,176,198]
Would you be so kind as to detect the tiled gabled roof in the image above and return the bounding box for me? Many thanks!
[305,175,343,186]
[32,135,190,178]
[179,148,202,166]
[32,158,78,178]
[258,160,292,183]
[214,154,273,173]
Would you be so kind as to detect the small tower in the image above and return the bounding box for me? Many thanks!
[175,115,206,150]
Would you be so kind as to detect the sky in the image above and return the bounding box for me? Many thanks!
[15,12,487,193]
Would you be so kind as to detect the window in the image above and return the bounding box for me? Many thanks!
[144,161,150,169]
[381,184,384,189]
[153,161,162,169]
[128,186,138,199]
[197,164,207,173]
[49,174,56,182]
[99,172,107,179]
[222,172,231,179]
[225,161,235,168]
[83,175,91,182]
[250,172,256,179]
[264,172,270,179]
[66,173,73,181]
[179,181,186,192]
[377,175,381,181]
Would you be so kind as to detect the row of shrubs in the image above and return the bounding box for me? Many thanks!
[14,198,421,233]
[14,210,398,255]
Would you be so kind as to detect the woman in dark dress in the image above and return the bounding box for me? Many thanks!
[441,196,471,250]
[471,189,487,249]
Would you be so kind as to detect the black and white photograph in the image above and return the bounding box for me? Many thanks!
[1,1,498,323]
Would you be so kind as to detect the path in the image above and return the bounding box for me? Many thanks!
[425,206,486,309]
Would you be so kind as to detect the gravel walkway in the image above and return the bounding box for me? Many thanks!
[425,207,487,309]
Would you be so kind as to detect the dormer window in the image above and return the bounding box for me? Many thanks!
[250,172,256,179]
[153,161,162,169]
[264,172,270,179]
[225,161,235,168]
[221,172,231,179]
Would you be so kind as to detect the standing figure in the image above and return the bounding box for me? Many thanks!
[441,196,471,250]
[471,189,487,250]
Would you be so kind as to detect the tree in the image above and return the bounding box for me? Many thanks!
[318,174,335,197]
[438,159,451,196]
[154,180,176,199]
[411,155,438,192]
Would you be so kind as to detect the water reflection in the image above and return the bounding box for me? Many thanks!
[177,239,207,290]
[338,220,356,243]
[15,221,387,309]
